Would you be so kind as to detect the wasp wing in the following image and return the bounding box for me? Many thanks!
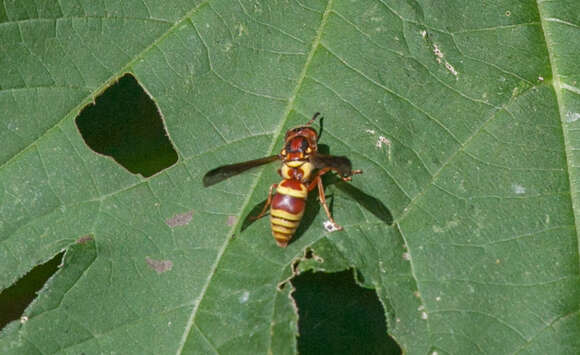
[311,153,354,177]
[203,155,279,187]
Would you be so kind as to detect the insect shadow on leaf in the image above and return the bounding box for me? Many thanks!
[317,144,392,226]
[327,175,393,226]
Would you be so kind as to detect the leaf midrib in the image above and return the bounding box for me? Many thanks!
[175,1,335,353]
[536,1,580,258]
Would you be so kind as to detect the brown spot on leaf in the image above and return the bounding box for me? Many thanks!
[165,210,194,227]
[76,235,94,244]
[227,215,237,226]
[146,257,173,274]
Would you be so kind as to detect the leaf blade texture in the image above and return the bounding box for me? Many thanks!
[1,0,579,354]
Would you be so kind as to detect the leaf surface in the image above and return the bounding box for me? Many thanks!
[1,0,579,354]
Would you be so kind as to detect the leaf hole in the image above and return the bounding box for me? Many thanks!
[355,269,366,285]
[303,248,323,263]
[0,252,64,330]
[75,73,178,177]
[292,269,401,354]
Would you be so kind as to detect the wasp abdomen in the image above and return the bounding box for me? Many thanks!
[270,179,307,247]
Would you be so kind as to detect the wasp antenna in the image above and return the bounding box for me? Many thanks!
[306,112,321,126]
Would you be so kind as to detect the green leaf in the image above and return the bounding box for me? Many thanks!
[1,0,579,354]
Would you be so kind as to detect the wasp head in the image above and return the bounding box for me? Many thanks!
[280,136,309,161]
[283,126,318,156]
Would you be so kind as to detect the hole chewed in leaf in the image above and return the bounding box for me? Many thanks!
[303,248,323,263]
[278,255,305,291]
[292,270,401,354]
[75,73,178,177]
[145,257,173,274]
[0,252,64,330]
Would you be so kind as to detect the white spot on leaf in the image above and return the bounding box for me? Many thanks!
[566,112,580,123]
[323,221,341,233]
[445,62,458,76]
[432,44,458,77]
[433,44,444,59]
[512,184,526,194]
[432,218,459,233]
[366,129,392,160]
[236,23,246,36]
[378,261,386,273]
[376,135,391,149]
[239,291,250,304]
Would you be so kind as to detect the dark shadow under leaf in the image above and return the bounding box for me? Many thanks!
[293,269,401,355]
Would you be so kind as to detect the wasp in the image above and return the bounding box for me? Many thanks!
[203,113,362,247]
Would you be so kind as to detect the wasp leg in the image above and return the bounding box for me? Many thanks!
[307,168,331,191]
[307,167,362,188]
[340,169,363,182]
[316,176,343,231]
[250,183,277,221]
[306,167,362,230]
